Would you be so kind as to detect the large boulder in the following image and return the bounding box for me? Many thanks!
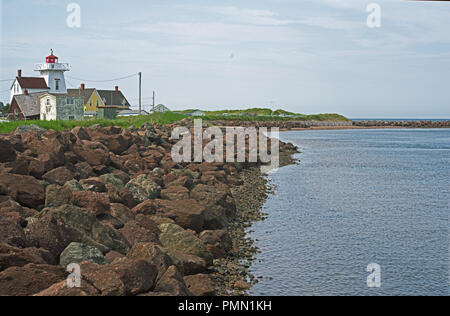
[184,274,216,296]
[45,184,74,208]
[161,186,190,201]
[0,263,66,296]
[190,184,227,208]
[42,167,74,186]
[34,280,100,296]
[72,191,110,216]
[199,230,232,259]
[120,215,160,245]
[26,204,130,258]
[165,250,207,276]
[59,242,106,267]
[125,174,161,203]
[153,199,206,233]
[0,243,55,272]
[0,173,45,208]
[127,243,173,281]
[0,139,17,163]
[158,223,213,266]
[80,258,158,296]
[154,265,192,296]
[0,212,28,248]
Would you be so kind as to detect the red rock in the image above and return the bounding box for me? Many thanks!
[109,203,135,223]
[154,265,192,296]
[132,200,157,215]
[72,191,110,216]
[184,274,216,296]
[199,230,232,259]
[0,243,55,272]
[0,263,66,296]
[73,141,110,166]
[157,199,206,233]
[42,167,74,185]
[34,280,100,296]
[161,186,190,201]
[105,250,125,264]
[71,126,91,141]
[120,216,160,245]
[0,173,45,208]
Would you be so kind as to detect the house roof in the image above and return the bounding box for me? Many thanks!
[12,92,48,117]
[118,109,149,116]
[154,104,170,112]
[67,88,96,104]
[97,90,131,108]
[15,77,50,90]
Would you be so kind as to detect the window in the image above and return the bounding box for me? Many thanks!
[46,98,50,105]
[66,98,74,105]
[46,106,51,113]
[90,100,93,107]
[69,116,75,120]
[96,100,99,107]
[55,80,59,91]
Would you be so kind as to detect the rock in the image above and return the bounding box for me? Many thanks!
[153,199,206,233]
[71,126,91,141]
[0,263,66,296]
[0,173,45,208]
[199,230,232,259]
[125,174,161,203]
[80,258,158,296]
[190,184,227,208]
[132,200,157,215]
[0,195,38,219]
[0,139,16,163]
[203,205,228,230]
[73,141,110,166]
[154,265,192,296]
[0,212,28,248]
[158,223,213,266]
[98,214,124,229]
[26,204,130,258]
[127,243,173,281]
[120,216,160,245]
[161,186,190,201]
[0,243,55,272]
[45,184,73,208]
[14,125,47,135]
[42,167,74,186]
[184,274,216,296]
[59,242,106,267]
[105,250,125,263]
[63,179,84,192]
[79,177,107,192]
[34,280,100,296]
[109,203,135,223]
[165,250,207,276]
[72,191,110,216]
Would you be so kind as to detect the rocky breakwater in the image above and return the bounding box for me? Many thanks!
[0,123,298,296]
[353,120,450,128]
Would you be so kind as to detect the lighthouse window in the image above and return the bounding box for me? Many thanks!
[55,80,60,91]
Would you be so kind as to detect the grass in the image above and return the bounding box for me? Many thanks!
[0,111,349,134]
[0,112,186,134]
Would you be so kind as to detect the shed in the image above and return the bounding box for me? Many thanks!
[97,107,117,120]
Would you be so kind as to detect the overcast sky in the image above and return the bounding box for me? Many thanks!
[1,0,449,118]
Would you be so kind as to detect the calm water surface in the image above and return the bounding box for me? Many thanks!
[249,129,449,296]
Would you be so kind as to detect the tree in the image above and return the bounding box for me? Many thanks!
[1,103,11,115]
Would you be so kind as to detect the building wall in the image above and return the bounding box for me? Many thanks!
[85,90,104,112]
[8,99,25,121]
[40,95,57,121]
[56,97,84,121]
[40,70,67,94]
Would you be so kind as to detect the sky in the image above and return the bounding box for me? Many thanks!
[1,0,449,118]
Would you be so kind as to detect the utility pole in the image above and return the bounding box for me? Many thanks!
[152,91,155,113]
[139,72,142,115]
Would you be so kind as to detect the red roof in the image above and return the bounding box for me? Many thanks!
[47,54,58,59]
[16,77,50,89]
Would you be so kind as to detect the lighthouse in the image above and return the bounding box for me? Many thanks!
[34,50,70,94]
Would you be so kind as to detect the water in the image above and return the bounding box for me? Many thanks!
[249,129,449,296]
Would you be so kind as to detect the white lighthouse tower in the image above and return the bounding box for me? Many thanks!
[34,50,70,94]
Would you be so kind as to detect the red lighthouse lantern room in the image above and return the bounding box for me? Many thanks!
[46,49,58,64]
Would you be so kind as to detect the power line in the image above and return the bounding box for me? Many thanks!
[66,73,139,83]
[0,79,14,82]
